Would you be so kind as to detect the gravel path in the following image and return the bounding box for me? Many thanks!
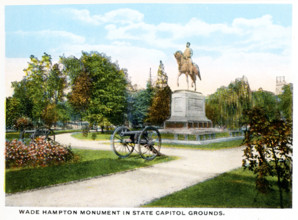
[6,133,245,207]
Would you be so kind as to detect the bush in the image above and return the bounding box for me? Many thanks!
[14,116,33,131]
[5,138,74,168]
[91,132,97,140]
[82,126,89,137]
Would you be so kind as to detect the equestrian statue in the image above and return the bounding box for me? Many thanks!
[174,42,201,91]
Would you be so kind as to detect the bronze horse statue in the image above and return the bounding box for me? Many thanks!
[174,51,201,91]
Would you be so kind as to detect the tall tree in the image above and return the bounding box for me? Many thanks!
[278,84,293,122]
[206,76,252,129]
[128,81,154,127]
[5,97,22,128]
[147,85,172,126]
[61,51,128,126]
[252,88,279,120]
[11,53,67,126]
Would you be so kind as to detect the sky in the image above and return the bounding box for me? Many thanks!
[4,2,294,97]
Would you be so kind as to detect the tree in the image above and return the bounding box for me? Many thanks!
[5,97,23,128]
[205,76,252,129]
[252,88,279,120]
[23,53,52,123]
[11,79,33,120]
[147,85,172,126]
[128,81,154,127]
[55,102,71,128]
[278,84,293,121]
[10,53,67,127]
[42,103,59,127]
[47,63,67,104]
[61,51,128,126]
[242,107,292,208]
[67,70,92,113]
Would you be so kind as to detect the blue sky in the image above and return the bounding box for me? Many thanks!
[4,3,293,96]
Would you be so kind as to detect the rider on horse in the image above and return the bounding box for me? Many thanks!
[183,42,193,66]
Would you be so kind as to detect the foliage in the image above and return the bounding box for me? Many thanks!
[156,60,168,89]
[127,81,155,127]
[14,117,33,131]
[10,80,34,123]
[5,97,23,128]
[55,102,72,127]
[61,51,128,126]
[42,103,59,127]
[252,88,279,120]
[67,70,92,112]
[5,138,74,168]
[278,84,293,121]
[82,125,90,137]
[11,53,67,126]
[206,76,251,129]
[147,85,172,125]
[242,107,292,208]
[91,132,97,140]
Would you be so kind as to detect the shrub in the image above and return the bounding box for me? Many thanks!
[91,132,97,140]
[82,125,89,137]
[14,117,33,131]
[5,138,74,168]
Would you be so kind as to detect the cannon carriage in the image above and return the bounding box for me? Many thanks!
[19,126,55,142]
[111,126,162,161]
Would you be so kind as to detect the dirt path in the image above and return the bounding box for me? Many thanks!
[6,133,245,207]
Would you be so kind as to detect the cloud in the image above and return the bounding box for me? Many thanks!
[14,30,85,44]
[67,8,144,25]
[232,15,291,52]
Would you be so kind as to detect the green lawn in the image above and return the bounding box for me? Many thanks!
[143,167,292,208]
[163,139,243,150]
[71,132,111,140]
[5,149,176,194]
[5,129,82,141]
[70,132,244,150]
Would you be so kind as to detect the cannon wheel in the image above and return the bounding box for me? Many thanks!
[111,126,135,158]
[33,127,55,141]
[138,126,161,161]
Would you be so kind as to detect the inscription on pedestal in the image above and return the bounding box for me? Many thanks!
[188,98,203,111]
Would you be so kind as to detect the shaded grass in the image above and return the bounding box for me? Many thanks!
[5,149,176,194]
[163,139,243,150]
[143,168,292,208]
[5,130,82,141]
[71,132,111,140]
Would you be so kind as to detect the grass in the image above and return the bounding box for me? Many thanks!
[143,167,292,208]
[5,149,176,194]
[70,132,243,150]
[71,132,111,140]
[5,129,82,141]
[163,139,243,150]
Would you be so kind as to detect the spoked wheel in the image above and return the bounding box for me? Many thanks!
[138,126,161,161]
[111,126,135,158]
[33,127,55,141]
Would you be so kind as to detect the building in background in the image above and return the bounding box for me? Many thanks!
[276,76,287,95]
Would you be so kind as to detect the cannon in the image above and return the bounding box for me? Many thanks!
[19,126,55,142]
[111,126,161,161]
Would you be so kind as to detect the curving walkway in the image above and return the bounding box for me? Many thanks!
[6,133,245,207]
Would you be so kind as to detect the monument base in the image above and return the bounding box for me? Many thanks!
[164,90,212,129]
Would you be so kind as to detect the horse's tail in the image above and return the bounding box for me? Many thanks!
[194,63,201,80]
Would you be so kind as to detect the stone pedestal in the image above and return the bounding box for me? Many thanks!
[164,90,212,129]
